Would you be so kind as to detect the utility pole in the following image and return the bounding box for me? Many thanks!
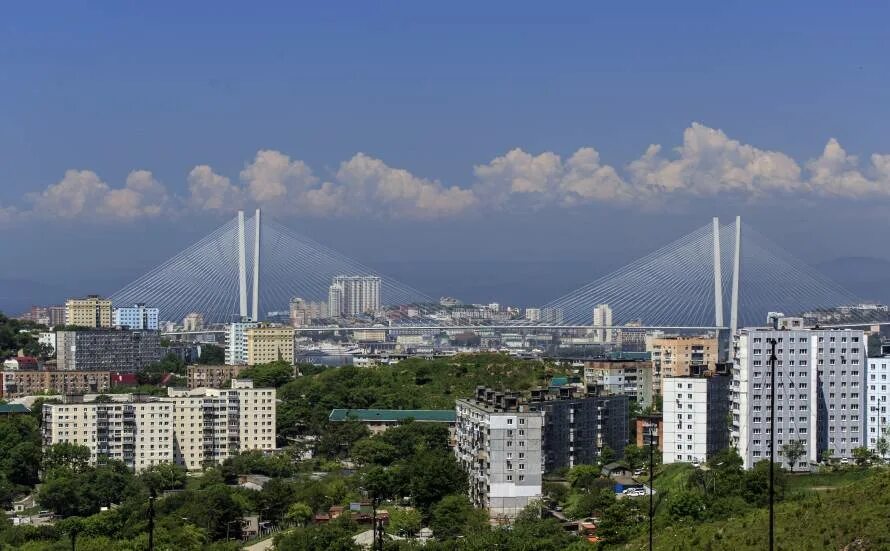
[767,337,777,551]
[648,424,655,551]
[148,493,155,551]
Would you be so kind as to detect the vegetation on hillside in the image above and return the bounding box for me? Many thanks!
[0,312,48,359]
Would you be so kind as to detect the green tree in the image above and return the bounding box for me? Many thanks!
[428,494,486,540]
[256,478,298,524]
[57,516,86,551]
[623,445,647,469]
[42,442,91,474]
[406,450,467,515]
[567,464,601,492]
[285,502,314,527]
[139,463,187,494]
[781,439,807,472]
[598,445,616,466]
[667,489,706,521]
[198,344,225,364]
[597,498,643,544]
[387,507,422,537]
[240,361,294,388]
[852,446,877,467]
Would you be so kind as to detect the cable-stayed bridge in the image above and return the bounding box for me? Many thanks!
[111,211,883,331]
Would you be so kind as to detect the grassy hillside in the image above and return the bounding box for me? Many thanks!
[620,467,890,551]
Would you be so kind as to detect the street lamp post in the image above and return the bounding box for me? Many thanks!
[767,337,777,551]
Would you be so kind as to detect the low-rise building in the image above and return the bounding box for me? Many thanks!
[328,408,456,435]
[455,388,543,520]
[186,364,246,389]
[113,303,159,330]
[636,414,664,451]
[2,370,110,398]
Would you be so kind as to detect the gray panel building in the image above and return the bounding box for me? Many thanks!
[529,387,628,472]
[56,329,163,372]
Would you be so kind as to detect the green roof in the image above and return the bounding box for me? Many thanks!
[0,404,30,414]
[328,409,456,423]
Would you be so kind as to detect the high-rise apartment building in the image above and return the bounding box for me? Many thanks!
[290,297,327,327]
[647,335,719,394]
[731,328,867,471]
[528,387,628,472]
[663,371,730,465]
[113,303,159,330]
[454,388,543,520]
[48,306,66,327]
[867,356,890,460]
[65,295,112,328]
[42,380,276,472]
[584,359,654,409]
[245,325,295,365]
[42,399,174,472]
[328,284,344,318]
[224,321,258,365]
[167,380,276,470]
[55,329,163,372]
[592,304,613,344]
[332,276,381,316]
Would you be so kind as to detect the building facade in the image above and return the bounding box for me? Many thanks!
[529,387,628,472]
[55,329,163,372]
[455,388,543,520]
[731,328,867,470]
[332,276,381,316]
[584,359,653,409]
[182,312,204,332]
[187,364,246,389]
[867,356,890,459]
[224,321,258,365]
[245,326,295,365]
[592,304,613,344]
[167,380,276,470]
[2,370,110,398]
[42,399,174,471]
[65,296,112,328]
[113,303,160,330]
[663,373,730,464]
[647,335,719,394]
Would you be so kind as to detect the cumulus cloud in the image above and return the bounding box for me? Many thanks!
[25,169,169,220]
[187,165,241,212]
[10,123,890,223]
[627,123,802,196]
[240,149,317,205]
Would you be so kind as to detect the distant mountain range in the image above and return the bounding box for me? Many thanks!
[815,256,890,304]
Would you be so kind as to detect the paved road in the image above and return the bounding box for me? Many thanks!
[243,537,275,551]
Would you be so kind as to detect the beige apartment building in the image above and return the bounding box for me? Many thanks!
[186,365,246,389]
[245,326,295,365]
[647,335,718,394]
[42,399,174,472]
[2,370,110,398]
[65,295,113,328]
[167,380,276,470]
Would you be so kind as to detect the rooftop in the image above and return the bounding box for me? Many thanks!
[328,408,456,423]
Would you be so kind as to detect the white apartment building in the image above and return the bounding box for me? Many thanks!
[225,321,258,365]
[332,275,381,316]
[731,328,867,471]
[113,303,160,330]
[454,389,543,520]
[592,304,613,344]
[663,374,730,465]
[167,380,276,470]
[42,400,174,472]
[524,308,541,322]
[867,356,890,459]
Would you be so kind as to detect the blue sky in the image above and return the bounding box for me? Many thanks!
[2,2,890,311]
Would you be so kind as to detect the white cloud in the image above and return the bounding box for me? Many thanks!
[187,165,241,212]
[240,149,317,205]
[627,123,802,196]
[334,153,476,218]
[25,169,169,220]
[11,123,890,223]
